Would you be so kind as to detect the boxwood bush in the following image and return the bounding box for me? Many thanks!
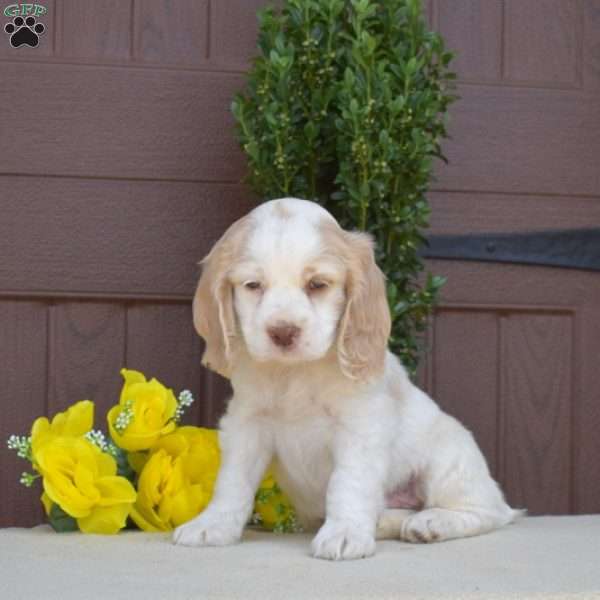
[231,0,456,374]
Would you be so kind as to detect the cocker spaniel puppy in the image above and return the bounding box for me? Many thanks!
[173,197,519,560]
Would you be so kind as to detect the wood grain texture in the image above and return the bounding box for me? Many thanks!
[428,260,600,513]
[575,302,600,513]
[428,192,600,235]
[0,301,47,526]
[436,0,502,82]
[585,0,600,90]
[60,0,132,60]
[432,309,499,477]
[135,0,209,66]
[123,301,231,426]
[504,0,581,86]
[126,302,215,426]
[435,84,600,197]
[0,63,246,181]
[501,314,573,514]
[48,302,125,423]
[210,0,268,68]
[0,180,257,298]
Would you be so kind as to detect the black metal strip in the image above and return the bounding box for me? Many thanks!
[420,229,600,272]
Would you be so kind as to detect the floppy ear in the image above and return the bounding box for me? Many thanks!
[192,217,249,379]
[337,232,391,382]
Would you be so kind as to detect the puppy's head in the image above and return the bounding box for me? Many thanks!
[193,198,391,381]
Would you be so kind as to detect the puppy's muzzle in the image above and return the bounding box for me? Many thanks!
[267,322,301,349]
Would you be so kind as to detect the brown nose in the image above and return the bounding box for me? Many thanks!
[267,323,301,348]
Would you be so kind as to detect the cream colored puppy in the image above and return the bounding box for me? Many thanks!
[173,197,520,560]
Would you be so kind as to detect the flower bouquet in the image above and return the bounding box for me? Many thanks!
[7,368,299,535]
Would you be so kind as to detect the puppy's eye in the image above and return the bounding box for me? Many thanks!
[307,279,328,292]
[244,281,262,291]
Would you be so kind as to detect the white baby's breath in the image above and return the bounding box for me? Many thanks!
[113,400,134,434]
[174,390,195,423]
[7,434,32,461]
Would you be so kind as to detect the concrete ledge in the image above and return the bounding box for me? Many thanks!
[2,516,599,599]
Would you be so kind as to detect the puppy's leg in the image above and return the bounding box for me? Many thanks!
[401,506,515,543]
[311,426,387,561]
[376,509,416,539]
[173,414,272,547]
[401,437,520,543]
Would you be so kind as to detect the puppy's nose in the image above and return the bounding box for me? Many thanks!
[267,323,301,348]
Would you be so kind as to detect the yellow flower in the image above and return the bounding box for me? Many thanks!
[107,369,178,452]
[254,472,297,532]
[130,426,220,531]
[35,436,136,534]
[31,400,94,461]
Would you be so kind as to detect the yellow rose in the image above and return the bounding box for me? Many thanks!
[130,427,220,531]
[31,400,94,461]
[107,369,178,452]
[254,472,297,532]
[35,436,136,534]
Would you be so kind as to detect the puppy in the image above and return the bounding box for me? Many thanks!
[173,197,520,560]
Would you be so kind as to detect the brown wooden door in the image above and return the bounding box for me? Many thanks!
[420,0,600,515]
[1,1,599,527]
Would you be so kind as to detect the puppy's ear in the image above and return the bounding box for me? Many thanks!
[193,217,249,378]
[337,232,391,382]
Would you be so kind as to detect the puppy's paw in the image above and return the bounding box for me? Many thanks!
[401,509,446,543]
[173,513,241,547]
[311,520,376,561]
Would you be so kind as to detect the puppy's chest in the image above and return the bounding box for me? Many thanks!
[262,387,338,462]
[255,376,341,422]
[270,415,335,517]
[256,381,339,508]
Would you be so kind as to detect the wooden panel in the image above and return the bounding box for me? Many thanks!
[0,0,55,58]
[585,0,600,90]
[435,85,600,196]
[135,0,209,66]
[501,313,572,514]
[436,0,502,82]
[0,301,47,526]
[424,0,434,28]
[202,371,231,428]
[428,261,592,309]
[48,302,125,423]
[575,302,600,513]
[429,260,600,513]
[126,303,207,425]
[60,0,132,60]
[504,0,581,87]
[0,63,246,181]
[126,303,230,428]
[428,192,600,235]
[0,180,257,298]
[432,309,499,477]
[210,0,267,68]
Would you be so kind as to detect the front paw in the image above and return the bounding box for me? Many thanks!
[173,512,242,547]
[311,520,376,561]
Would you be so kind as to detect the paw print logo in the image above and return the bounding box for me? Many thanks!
[4,16,45,48]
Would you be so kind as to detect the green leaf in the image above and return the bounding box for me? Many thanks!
[108,437,137,483]
[304,121,318,141]
[344,67,356,88]
[48,504,79,533]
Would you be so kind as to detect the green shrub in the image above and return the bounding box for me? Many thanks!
[231,0,456,374]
